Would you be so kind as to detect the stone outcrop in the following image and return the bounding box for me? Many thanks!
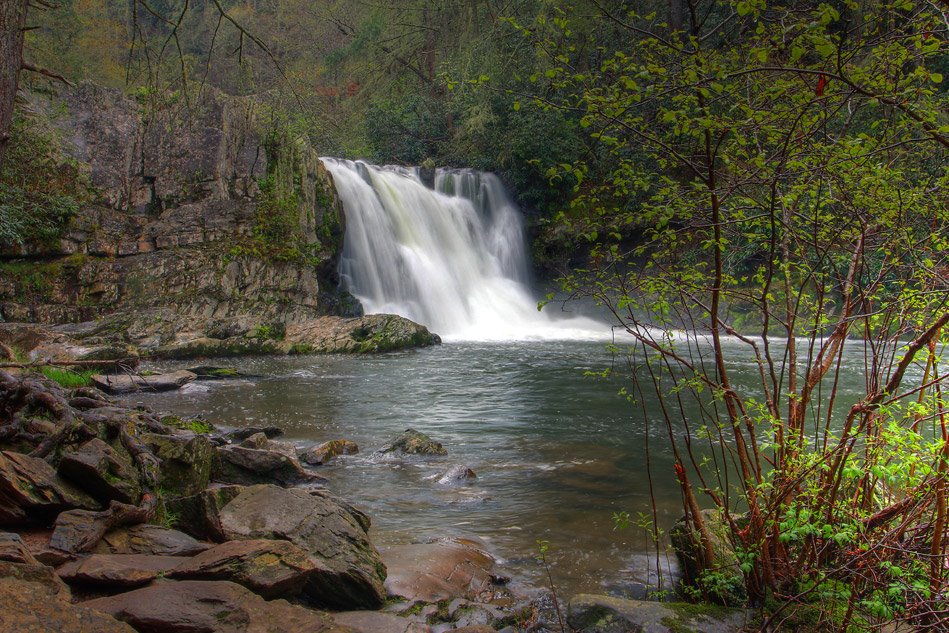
[58,438,140,505]
[0,451,99,526]
[1,83,440,358]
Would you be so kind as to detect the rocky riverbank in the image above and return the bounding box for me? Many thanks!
[0,368,752,633]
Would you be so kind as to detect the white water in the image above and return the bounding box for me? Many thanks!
[322,158,607,341]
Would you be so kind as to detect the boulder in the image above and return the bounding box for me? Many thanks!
[333,611,432,633]
[58,438,140,504]
[144,432,214,496]
[0,559,135,633]
[300,439,360,465]
[239,432,269,449]
[377,429,447,457]
[0,451,99,526]
[171,539,316,599]
[382,539,502,604]
[57,553,188,589]
[186,366,245,379]
[437,465,477,486]
[215,484,387,609]
[222,426,284,442]
[165,485,244,541]
[0,531,39,564]
[213,444,325,487]
[94,523,210,556]
[567,594,750,633]
[90,370,196,394]
[83,579,351,633]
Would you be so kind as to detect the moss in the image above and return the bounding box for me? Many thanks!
[161,415,215,434]
[288,343,315,355]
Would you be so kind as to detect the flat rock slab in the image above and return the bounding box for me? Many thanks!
[91,370,196,394]
[83,579,352,633]
[333,611,432,633]
[382,539,500,604]
[57,553,189,588]
[0,450,99,526]
[0,531,39,565]
[94,523,210,556]
[171,538,316,599]
[217,484,387,609]
[567,594,752,633]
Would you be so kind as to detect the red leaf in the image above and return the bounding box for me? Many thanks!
[815,74,828,97]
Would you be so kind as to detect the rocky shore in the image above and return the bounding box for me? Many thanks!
[0,368,752,633]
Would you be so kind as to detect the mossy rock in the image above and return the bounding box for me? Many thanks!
[143,433,214,497]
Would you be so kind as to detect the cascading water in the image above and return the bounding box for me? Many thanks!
[322,158,605,341]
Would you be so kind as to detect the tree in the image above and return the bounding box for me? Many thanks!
[526,0,948,626]
[0,0,28,169]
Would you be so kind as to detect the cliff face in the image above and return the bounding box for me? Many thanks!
[0,84,438,359]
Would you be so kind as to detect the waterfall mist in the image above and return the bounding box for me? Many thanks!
[322,158,606,341]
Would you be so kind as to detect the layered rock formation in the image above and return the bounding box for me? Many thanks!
[0,83,438,359]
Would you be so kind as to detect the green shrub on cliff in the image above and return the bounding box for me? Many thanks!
[0,115,90,249]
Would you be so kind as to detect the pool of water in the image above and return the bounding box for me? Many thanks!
[126,338,876,597]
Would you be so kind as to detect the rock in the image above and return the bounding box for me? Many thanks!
[56,553,188,588]
[445,627,496,633]
[165,485,245,541]
[670,509,745,606]
[0,531,39,564]
[83,579,350,633]
[300,439,360,465]
[223,426,285,442]
[90,370,196,394]
[286,314,440,354]
[186,366,244,379]
[445,600,504,629]
[333,611,432,633]
[215,484,387,609]
[437,465,477,486]
[0,450,99,526]
[239,432,269,449]
[382,539,502,604]
[213,444,325,487]
[143,432,214,496]
[58,438,141,504]
[378,429,448,457]
[171,539,316,599]
[567,594,750,633]
[0,559,135,633]
[94,523,210,556]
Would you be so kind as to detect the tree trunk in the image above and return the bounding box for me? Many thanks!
[0,0,27,171]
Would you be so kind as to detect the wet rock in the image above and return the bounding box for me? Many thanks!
[223,426,285,442]
[216,484,387,609]
[90,370,196,394]
[186,366,245,379]
[444,627,497,633]
[83,579,349,633]
[144,432,214,496]
[0,451,99,526]
[239,432,269,449]
[382,538,502,604]
[57,553,188,589]
[567,594,750,633]
[171,539,316,599]
[165,484,244,541]
[94,523,210,556]
[59,438,140,505]
[378,429,448,457]
[0,559,135,633]
[445,599,504,629]
[300,439,360,465]
[213,444,326,487]
[437,465,477,486]
[0,531,39,564]
[333,610,432,633]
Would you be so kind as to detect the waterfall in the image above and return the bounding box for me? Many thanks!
[322,158,605,341]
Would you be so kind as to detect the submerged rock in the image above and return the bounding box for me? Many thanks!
[215,484,387,609]
[382,538,503,604]
[333,610,432,633]
[378,429,447,457]
[90,370,196,394]
[301,439,360,465]
[437,465,477,486]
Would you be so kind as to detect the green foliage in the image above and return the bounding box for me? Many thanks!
[38,366,95,389]
[0,115,90,249]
